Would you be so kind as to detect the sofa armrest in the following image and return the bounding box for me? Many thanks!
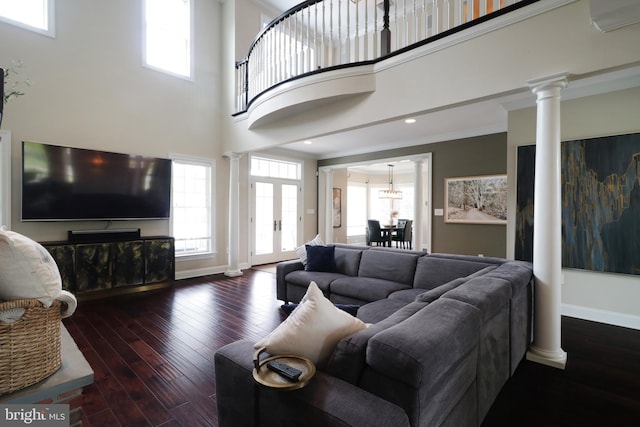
[215,340,410,427]
[362,298,481,427]
[276,259,304,302]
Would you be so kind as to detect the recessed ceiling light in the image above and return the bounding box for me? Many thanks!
[404,118,416,124]
[303,140,313,145]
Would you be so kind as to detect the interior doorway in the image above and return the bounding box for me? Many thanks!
[322,154,432,253]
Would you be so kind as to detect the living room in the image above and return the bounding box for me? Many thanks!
[1,0,639,425]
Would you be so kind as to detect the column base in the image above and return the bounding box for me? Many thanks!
[526,345,567,369]
[224,269,243,277]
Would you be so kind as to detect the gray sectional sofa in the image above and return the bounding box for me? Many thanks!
[215,244,534,427]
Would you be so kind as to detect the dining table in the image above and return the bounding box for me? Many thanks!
[380,225,397,247]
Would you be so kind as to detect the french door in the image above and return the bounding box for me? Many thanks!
[251,179,300,265]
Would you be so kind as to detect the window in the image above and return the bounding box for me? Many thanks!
[369,184,392,224]
[347,183,367,237]
[394,183,415,221]
[370,184,414,224]
[0,0,54,37]
[143,0,192,79]
[171,155,214,257]
[250,156,301,180]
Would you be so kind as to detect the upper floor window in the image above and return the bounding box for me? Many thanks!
[0,0,54,37]
[143,0,192,79]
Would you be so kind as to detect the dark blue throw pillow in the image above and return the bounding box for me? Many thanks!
[305,245,336,272]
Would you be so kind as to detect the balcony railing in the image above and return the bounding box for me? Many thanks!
[235,0,534,115]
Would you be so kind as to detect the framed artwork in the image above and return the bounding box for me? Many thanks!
[333,187,341,228]
[445,174,507,224]
[515,132,640,275]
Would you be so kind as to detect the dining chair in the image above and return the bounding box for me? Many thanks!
[392,219,413,249]
[366,220,387,246]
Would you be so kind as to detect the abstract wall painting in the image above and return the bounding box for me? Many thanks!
[515,132,640,275]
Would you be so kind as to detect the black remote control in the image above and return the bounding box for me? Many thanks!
[266,360,302,381]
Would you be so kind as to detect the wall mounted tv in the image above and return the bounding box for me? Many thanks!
[22,141,172,221]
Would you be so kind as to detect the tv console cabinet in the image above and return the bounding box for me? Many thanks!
[42,236,175,299]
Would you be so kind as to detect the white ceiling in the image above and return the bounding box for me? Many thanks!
[272,62,640,160]
[278,100,511,159]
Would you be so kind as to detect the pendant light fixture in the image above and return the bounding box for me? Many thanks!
[378,164,403,199]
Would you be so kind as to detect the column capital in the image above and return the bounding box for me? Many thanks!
[527,72,569,94]
[223,151,243,160]
[320,167,335,175]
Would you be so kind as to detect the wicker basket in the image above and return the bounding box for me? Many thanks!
[0,299,62,396]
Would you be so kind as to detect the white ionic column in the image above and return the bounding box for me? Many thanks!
[323,168,334,244]
[413,159,424,251]
[525,73,568,369]
[224,152,243,277]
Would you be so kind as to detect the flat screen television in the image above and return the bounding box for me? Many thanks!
[22,141,172,221]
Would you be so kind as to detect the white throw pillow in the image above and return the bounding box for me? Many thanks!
[294,234,324,265]
[255,281,367,367]
[0,226,62,307]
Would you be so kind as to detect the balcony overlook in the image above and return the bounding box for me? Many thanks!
[234,0,536,118]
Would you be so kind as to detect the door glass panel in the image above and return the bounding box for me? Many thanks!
[255,182,274,255]
[281,184,298,251]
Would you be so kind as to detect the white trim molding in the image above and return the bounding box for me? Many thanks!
[562,304,640,331]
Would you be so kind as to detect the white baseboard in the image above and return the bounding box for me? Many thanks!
[562,303,640,330]
[175,262,251,281]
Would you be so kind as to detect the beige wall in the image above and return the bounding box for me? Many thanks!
[235,0,280,60]
[0,0,228,276]
[331,168,348,243]
[507,87,640,326]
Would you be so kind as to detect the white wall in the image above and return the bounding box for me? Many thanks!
[0,0,227,275]
[507,87,640,329]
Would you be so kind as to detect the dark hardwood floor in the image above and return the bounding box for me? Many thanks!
[64,269,640,427]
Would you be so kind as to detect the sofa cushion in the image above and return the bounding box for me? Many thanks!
[357,298,409,323]
[305,245,336,272]
[362,298,481,427]
[325,300,429,384]
[482,261,533,295]
[285,270,347,294]
[442,276,512,322]
[255,282,367,368]
[387,288,425,303]
[330,277,411,304]
[358,250,419,285]
[294,234,324,265]
[365,298,480,388]
[412,256,495,289]
[414,277,468,303]
[333,246,363,276]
